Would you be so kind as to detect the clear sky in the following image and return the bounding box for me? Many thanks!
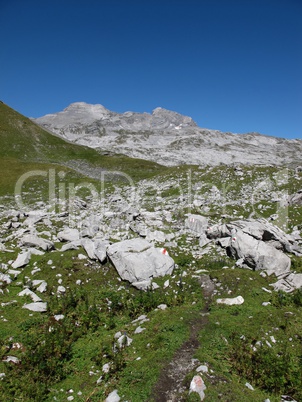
[0,0,301,138]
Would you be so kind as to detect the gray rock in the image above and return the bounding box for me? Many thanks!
[229,219,300,254]
[134,326,146,334]
[22,302,47,312]
[270,273,302,293]
[0,273,12,284]
[288,190,302,206]
[107,238,174,289]
[94,240,109,263]
[60,240,81,251]
[81,238,96,259]
[18,288,42,302]
[11,251,31,269]
[185,214,208,237]
[36,281,48,293]
[206,223,230,239]
[216,295,244,305]
[29,248,45,256]
[227,229,291,276]
[105,389,121,402]
[57,228,80,242]
[129,221,148,237]
[146,230,166,243]
[117,334,133,348]
[21,234,54,251]
[3,356,20,364]
[23,211,46,227]
[34,102,302,167]
[199,233,211,247]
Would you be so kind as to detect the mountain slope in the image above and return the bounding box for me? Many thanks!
[0,101,109,162]
[34,102,302,167]
[0,102,166,193]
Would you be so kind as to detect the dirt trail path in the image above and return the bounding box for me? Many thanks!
[150,275,214,402]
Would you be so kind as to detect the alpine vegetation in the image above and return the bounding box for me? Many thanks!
[1,101,302,401]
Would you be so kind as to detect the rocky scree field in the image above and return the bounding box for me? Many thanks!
[0,103,302,402]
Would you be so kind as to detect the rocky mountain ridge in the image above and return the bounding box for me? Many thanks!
[34,102,302,167]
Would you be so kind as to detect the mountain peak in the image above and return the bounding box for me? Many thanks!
[33,101,302,167]
[151,107,197,128]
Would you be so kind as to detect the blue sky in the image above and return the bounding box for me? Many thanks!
[0,0,301,138]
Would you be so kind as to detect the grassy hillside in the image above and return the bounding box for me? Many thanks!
[0,102,166,194]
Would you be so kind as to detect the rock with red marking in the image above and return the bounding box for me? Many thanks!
[189,375,206,400]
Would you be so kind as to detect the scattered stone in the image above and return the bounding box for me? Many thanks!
[0,273,11,284]
[54,314,65,321]
[57,228,80,242]
[245,382,254,391]
[21,234,54,251]
[157,304,168,310]
[163,279,170,288]
[81,238,96,259]
[281,396,298,402]
[288,190,302,206]
[102,363,110,373]
[227,229,291,276]
[18,288,42,302]
[270,273,302,293]
[105,389,121,402]
[22,302,47,312]
[152,282,160,290]
[117,334,133,348]
[134,326,146,334]
[262,287,272,293]
[146,230,166,243]
[132,314,149,324]
[196,365,208,373]
[57,286,66,294]
[216,296,244,306]
[11,251,31,269]
[2,355,20,364]
[60,240,81,251]
[36,281,47,293]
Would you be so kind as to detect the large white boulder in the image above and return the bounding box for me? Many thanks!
[107,238,174,289]
[227,229,291,276]
[207,219,293,277]
[229,219,301,254]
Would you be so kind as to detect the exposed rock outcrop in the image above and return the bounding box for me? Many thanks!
[33,102,302,167]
